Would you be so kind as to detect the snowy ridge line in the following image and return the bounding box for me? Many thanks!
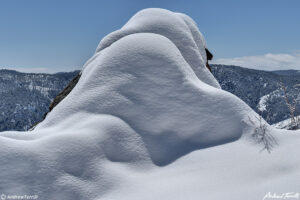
[257,89,281,112]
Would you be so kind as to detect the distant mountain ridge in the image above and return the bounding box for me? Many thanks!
[271,69,300,76]
[0,69,80,131]
[211,64,300,125]
[0,65,299,131]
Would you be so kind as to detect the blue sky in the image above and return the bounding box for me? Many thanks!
[0,0,300,72]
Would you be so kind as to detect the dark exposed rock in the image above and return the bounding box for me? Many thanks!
[48,72,81,113]
[31,71,81,129]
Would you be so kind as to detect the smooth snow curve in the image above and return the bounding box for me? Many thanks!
[0,8,299,200]
[37,32,254,166]
[95,8,220,88]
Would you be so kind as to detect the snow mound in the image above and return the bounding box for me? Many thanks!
[0,8,299,200]
[38,32,252,166]
[95,8,220,88]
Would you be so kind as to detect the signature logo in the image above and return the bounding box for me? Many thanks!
[0,194,38,200]
[263,192,300,200]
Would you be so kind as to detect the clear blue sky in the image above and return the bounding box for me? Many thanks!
[0,0,300,72]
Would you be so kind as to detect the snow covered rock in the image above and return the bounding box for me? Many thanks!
[95,8,220,88]
[37,31,251,166]
[0,8,299,200]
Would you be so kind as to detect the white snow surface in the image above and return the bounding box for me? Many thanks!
[258,93,270,112]
[0,8,299,200]
[94,8,220,89]
[257,89,281,112]
[272,116,300,129]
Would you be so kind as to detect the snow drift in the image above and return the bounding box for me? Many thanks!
[0,8,299,200]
